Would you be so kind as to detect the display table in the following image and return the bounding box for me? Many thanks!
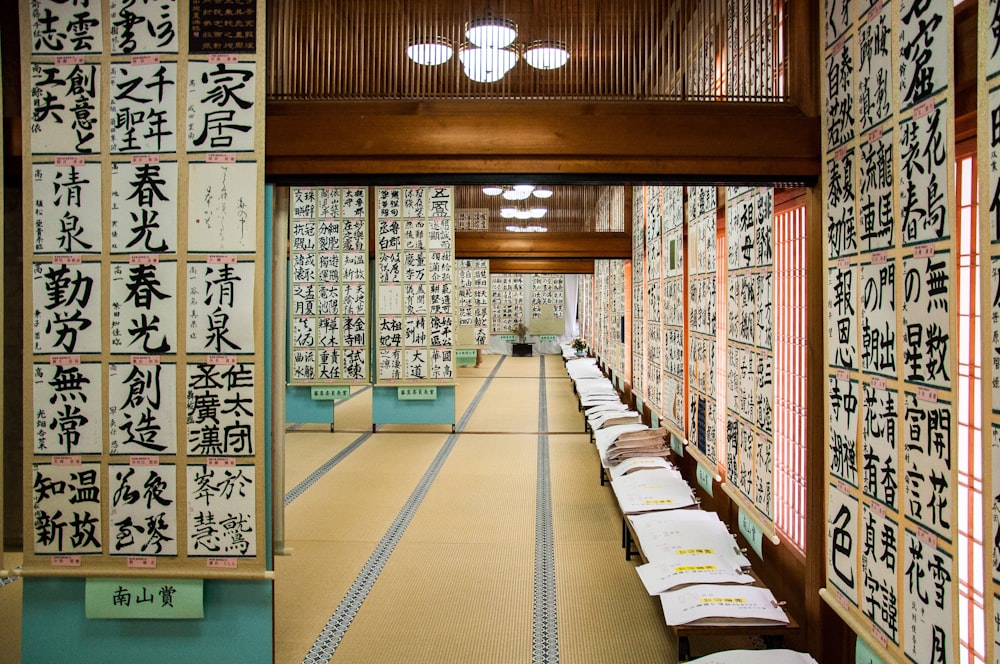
[512,342,534,357]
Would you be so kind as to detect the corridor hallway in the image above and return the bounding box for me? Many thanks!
[274,353,677,663]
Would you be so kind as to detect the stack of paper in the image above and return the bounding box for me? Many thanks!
[608,456,674,478]
[627,511,750,568]
[659,584,790,627]
[594,423,651,454]
[610,468,696,513]
[688,650,817,664]
[603,428,669,463]
[589,409,642,430]
[635,549,755,594]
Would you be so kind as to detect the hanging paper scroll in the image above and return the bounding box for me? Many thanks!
[661,186,685,436]
[491,273,525,336]
[821,0,958,660]
[631,189,647,404]
[456,259,490,348]
[644,187,664,411]
[688,186,720,466]
[981,1,1000,661]
[529,274,565,336]
[375,186,455,383]
[724,186,775,525]
[22,0,267,578]
[288,186,369,384]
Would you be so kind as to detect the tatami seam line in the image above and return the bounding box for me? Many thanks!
[533,355,560,663]
[299,356,507,664]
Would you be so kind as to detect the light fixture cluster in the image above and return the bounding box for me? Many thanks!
[483,184,553,221]
[406,13,569,83]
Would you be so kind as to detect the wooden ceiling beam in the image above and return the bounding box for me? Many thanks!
[455,232,630,259]
[487,258,595,274]
[265,100,820,182]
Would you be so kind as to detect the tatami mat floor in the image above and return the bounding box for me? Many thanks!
[275,354,678,663]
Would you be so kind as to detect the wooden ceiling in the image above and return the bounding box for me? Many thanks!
[267,0,786,102]
[455,184,615,233]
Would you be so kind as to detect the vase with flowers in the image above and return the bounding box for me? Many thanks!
[570,338,587,356]
[511,322,531,356]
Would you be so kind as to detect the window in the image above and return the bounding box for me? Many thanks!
[956,152,984,664]
[773,201,808,551]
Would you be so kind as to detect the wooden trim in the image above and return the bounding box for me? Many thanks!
[485,259,594,274]
[265,100,821,181]
[456,232,630,259]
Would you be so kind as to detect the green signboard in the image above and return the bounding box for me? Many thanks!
[738,508,764,560]
[669,432,684,457]
[398,386,438,400]
[696,464,714,497]
[85,578,204,619]
[311,385,351,400]
[456,349,478,366]
[538,335,558,342]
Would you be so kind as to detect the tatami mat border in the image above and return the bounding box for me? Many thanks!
[533,355,560,663]
[300,357,507,664]
[284,433,375,506]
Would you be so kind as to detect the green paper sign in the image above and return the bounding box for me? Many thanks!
[86,578,204,619]
[398,386,438,400]
[856,636,886,664]
[311,385,350,400]
[456,349,477,366]
[498,334,516,341]
[539,335,557,342]
[669,433,684,457]
[738,508,764,560]
[696,464,714,497]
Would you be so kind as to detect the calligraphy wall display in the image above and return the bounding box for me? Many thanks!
[643,187,664,413]
[661,186,686,436]
[288,186,369,385]
[456,259,490,348]
[724,186,775,526]
[579,273,593,349]
[22,0,267,578]
[631,189,646,405]
[528,274,565,336]
[454,208,488,232]
[491,273,525,336]
[374,186,455,383]
[821,0,958,660]
[981,1,1000,661]
[591,261,610,366]
[590,259,628,378]
[687,186,720,468]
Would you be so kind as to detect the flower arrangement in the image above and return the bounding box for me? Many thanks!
[511,321,529,343]
[570,338,587,352]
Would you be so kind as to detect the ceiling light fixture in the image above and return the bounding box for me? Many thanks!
[524,40,570,70]
[406,10,568,83]
[406,36,454,66]
[531,187,553,198]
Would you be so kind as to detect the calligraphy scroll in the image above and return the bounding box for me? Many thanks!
[980,4,1000,662]
[22,0,267,578]
[456,259,489,348]
[375,187,455,383]
[725,187,775,521]
[289,186,369,384]
[688,186,719,466]
[631,190,646,401]
[491,274,525,336]
[821,0,958,660]
[659,187,685,436]
[529,274,565,336]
